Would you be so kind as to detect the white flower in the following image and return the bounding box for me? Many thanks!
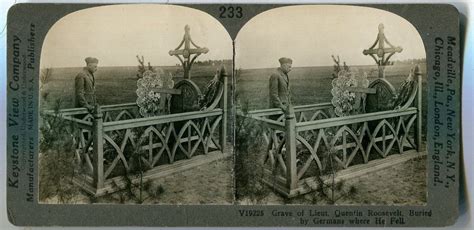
[136,68,168,117]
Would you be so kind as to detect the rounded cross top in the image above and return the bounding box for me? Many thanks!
[363,23,403,78]
[378,23,384,32]
[169,25,210,79]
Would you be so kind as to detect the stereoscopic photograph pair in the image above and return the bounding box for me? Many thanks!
[6,3,461,227]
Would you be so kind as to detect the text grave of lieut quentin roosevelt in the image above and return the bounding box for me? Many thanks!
[6,3,460,227]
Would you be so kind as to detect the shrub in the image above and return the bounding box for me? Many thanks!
[39,99,80,203]
[234,100,271,202]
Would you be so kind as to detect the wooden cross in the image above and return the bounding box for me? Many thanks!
[363,23,403,78]
[169,25,209,79]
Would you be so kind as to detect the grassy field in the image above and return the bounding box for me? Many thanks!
[40,64,230,109]
[42,62,426,111]
[236,62,427,109]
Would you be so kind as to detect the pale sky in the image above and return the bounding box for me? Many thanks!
[41,5,232,68]
[235,5,426,69]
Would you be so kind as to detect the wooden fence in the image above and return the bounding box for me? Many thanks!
[44,74,228,196]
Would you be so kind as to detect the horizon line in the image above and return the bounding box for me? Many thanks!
[237,61,426,71]
[40,59,425,70]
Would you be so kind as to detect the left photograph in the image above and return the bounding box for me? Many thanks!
[39,4,233,204]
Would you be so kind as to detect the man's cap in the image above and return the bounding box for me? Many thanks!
[279,57,293,65]
[85,57,99,64]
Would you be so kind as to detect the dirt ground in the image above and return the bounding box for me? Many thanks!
[136,157,235,204]
[43,156,234,205]
[238,155,427,205]
[44,155,425,205]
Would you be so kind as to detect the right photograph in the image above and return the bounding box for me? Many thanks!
[234,5,427,205]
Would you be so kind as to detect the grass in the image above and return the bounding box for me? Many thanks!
[40,65,231,110]
[237,63,427,109]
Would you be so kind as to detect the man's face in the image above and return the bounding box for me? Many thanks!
[281,63,292,74]
[87,63,98,73]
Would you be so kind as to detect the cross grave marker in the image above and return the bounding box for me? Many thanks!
[169,25,209,79]
[363,23,403,78]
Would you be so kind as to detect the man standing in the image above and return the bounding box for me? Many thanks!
[269,57,293,113]
[75,57,99,111]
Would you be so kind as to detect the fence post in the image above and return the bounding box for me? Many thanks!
[285,105,298,195]
[414,65,423,152]
[219,66,228,152]
[92,105,104,192]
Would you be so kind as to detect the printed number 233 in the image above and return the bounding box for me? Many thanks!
[219,6,243,18]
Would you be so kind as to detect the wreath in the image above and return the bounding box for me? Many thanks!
[331,70,369,117]
[199,70,222,110]
[136,69,174,117]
